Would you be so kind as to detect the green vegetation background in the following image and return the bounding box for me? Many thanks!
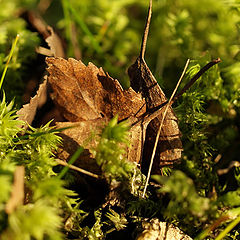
[1,0,240,239]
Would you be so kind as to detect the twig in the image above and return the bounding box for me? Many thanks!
[130,58,221,128]
[173,58,221,101]
[140,0,152,60]
[142,59,190,198]
[217,161,240,175]
[56,159,100,179]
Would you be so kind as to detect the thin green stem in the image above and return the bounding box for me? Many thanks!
[68,4,102,54]
[61,0,74,56]
[0,34,19,91]
[215,215,240,240]
[194,226,213,240]
[58,146,84,179]
[194,214,232,240]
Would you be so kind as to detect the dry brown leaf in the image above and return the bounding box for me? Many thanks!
[46,57,145,122]
[45,1,182,174]
[45,2,219,175]
[56,120,106,174]
[27,11,50,38]
[46,56,182,173]
[46,57,146,170]
[45,26,65,58]
[28,11,65,58]
[5,166,25,214]
[36,27,65,58]
[17,78,48,127]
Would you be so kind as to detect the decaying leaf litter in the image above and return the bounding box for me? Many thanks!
[15,0,221,239]
[31,0,218,176]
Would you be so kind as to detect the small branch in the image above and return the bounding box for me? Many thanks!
[140,0,152,60]
[131,58,221,128]
[56,159,100,179]
[217,161,240,175]
[173,58,221,101]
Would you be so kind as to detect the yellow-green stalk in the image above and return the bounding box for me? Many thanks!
[0,34,19,91]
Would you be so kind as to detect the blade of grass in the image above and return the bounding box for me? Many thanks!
[0,34,19,91]
[215,215,240,240]
[194,214,230,240]
[61,0,74,56]
[58,146,84,179]
[67,3,103,54]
